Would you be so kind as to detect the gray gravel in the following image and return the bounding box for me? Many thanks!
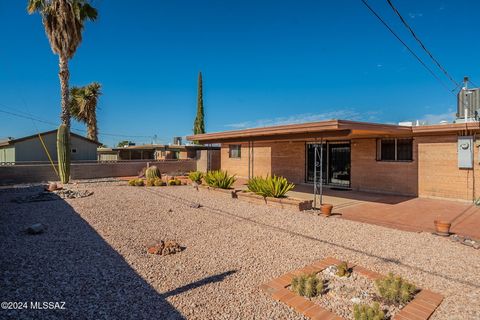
[1,181,479,320]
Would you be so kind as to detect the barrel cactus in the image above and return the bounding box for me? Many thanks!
[57,124,71,184]
[145,166,161,180]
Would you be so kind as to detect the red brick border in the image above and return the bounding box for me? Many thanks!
[260,257,443,320]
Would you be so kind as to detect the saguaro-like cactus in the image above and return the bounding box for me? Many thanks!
[57,124,71,183]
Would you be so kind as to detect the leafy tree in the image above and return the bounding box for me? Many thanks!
[70,82,101,141]
[193,71,205,138]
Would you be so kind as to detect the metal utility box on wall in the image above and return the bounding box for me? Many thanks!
[458,136,473,169]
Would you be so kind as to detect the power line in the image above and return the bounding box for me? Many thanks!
[0,107,155,139]
[385,0,460,87]
[360,0,454,94]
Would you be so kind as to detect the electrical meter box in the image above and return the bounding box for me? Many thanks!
[458,136,473,169]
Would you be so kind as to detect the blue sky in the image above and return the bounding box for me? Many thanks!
[0,0,479,146]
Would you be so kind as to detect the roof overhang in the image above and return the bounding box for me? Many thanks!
[412,122,480,135]
[187,120,413,143]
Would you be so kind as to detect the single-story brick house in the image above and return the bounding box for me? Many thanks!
[187,120,479,202]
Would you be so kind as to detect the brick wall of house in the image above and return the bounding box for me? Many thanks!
[417,135,478,201]
[220,142,272,178]
[218,135,478,201]
[271,141,305,183]
[350,138,418,196]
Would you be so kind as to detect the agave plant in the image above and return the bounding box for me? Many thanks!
[188,171,203,183]
[204,170,236,189]
[247,175,295,198]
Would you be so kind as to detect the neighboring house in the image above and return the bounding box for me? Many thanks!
[0,130,101,164]
[187,119,480,202]
[97,144,219,162]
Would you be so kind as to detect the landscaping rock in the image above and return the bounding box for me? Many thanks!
[53,189,93,199]
[147,240,183,256]
[26,223,45,235]
[189,202,202,209]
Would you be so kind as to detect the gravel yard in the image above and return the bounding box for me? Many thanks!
[1,181,479,320]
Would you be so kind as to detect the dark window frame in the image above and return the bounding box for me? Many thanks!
[376,138,413,162]
[229,145,241,159]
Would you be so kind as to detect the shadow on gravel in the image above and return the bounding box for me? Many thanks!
[0,186,185,320]
[145,188,480,290]
[162,270,237,298]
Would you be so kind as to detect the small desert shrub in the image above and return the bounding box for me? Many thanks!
[353,302,385,320]
[204,170,236,189]
[175,179,182,186]
[168,179,177,186]
[154,178,163,186]
[336,262,351,277]
[188,171,203,183]
[375,273,416,305]
[247,175,295,198]
[290,273,325,298]
[145,166,161,180]
[134,179,144,186]
[128,179,136,186]
[146,178,155,187]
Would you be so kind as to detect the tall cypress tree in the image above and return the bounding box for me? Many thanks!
[193,72,205,138]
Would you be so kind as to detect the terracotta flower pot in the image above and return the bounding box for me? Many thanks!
[434,220,451,236]
[320,203,333,216]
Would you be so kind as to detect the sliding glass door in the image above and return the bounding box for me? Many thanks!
[306,141,351,188]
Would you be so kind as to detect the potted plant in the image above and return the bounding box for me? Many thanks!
[434,220,451,236]
[320,203,333,217]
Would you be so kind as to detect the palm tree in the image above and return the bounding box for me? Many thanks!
[70,82,101,141]
[27,0,98,127]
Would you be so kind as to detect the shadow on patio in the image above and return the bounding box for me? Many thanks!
[0,186,233,319]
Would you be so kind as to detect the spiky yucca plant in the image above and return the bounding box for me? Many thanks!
[204,170,236,189]
[353,302,385,320]
[290,273,325,298]
[247,175,295,198]
[375,273,416,305]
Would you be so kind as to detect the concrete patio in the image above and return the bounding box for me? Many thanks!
[234,180,480,240]
[291,184,480,239]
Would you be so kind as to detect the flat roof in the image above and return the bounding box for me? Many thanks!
[187,119,480,143]
[187,119,413,143]
[103,144,220,151]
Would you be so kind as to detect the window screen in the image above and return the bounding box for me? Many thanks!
[397,139,413,161]
[377,138,413,161]
[229,145,241,158]
[380,139,396,161]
